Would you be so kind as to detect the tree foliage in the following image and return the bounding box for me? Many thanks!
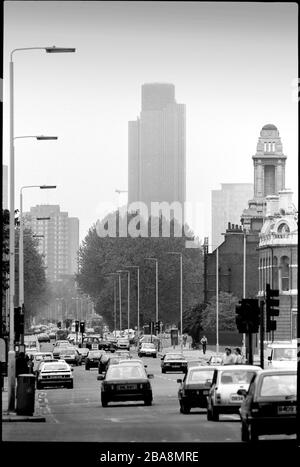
[76,211,203,330]
[201,291,239,332]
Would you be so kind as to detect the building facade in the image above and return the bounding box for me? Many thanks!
[258,190,298,340]
[212,183,253,248]
[24,205,79,282]
[128,83,186,211]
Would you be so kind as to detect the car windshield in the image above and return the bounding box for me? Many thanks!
[61,349,76,355]
[273,348,297,361]
[260,374,296,397]
[88,351,101,357]
[42,363,69,372]
[106,364,146,380]
[220,370,257,384]
[188,369,214,382]
[142,344,155,348]
[165,354,185,360]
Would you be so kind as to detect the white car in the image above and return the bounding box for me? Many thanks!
[116,338,130,350]
[207,365,261,421]
[138,343,157,358]
[264,343,297,370]
[36,360,74,389]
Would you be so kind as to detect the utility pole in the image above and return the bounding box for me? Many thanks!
[260,300,265,369]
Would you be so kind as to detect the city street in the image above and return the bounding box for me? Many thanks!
[2,349,296,443]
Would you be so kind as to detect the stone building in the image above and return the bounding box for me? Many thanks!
[258,190,298,340]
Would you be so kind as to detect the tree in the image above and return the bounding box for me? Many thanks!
[182,302,207,347]
[14,227,49,328]
[76,211,203,330]
[200,291,239,332]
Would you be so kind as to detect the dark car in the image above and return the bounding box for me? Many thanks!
[98,361,154,407]
[85,350,104,370]
[177,366,216,414]
[99,338,117,352]
[58,347,81,366]
[239,369,297,442]
[161,353,188,374]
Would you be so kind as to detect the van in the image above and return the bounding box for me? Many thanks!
[264,342,297,369]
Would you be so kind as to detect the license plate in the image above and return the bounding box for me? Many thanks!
[117,384,136,390]
[230,395,244,402]
[278,405,296,414]
[172,365,180,368]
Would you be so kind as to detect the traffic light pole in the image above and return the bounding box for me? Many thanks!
[260,301,264,369]
[248,332,253,365]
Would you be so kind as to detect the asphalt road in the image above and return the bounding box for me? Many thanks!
[2,350,296,443]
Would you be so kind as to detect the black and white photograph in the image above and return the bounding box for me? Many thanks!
[1,0,298,462]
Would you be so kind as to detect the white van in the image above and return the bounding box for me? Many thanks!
[264,342,297,369]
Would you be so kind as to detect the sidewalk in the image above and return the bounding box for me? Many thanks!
[2,377,46,422]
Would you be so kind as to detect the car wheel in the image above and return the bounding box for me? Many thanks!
[36,381,42,390]
[85,365,90,370]
[241,421,250,442]
[101,398,108,407]
[68,382,74,389]
[153,355,157,358]
[162,369,166,374]
[144,398,152,406]
[207,407,213,421]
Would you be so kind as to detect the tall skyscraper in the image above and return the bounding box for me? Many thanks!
[24,205,79,282]
[128,83,186,210]
[211,183,253,248]
[2,165,8,209]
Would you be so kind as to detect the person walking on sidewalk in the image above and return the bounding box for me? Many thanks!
[200,335,208,354]
[233,347,245,364]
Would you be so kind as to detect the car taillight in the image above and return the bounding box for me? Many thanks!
[216,393,221,403]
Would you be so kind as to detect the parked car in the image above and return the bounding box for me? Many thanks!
[161,353,188,374]
[264,342,297,370]
[138,343,157,358]
[58,347,81,366]
[207,365,261,421]
[177,366,216,414]
[239,368,297,442]
[98,361,154,407]
[85,350,104,370]
[36,360,73,389]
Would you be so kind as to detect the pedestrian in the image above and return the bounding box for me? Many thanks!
[221,347,235,365]
[200,335,208,354]
[15,352,29,377]
[233,347,245,364]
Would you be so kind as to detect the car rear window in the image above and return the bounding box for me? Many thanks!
[142,344,155,348]
[220,370,257,384]
[260,374,296,397]
[88,351,101,357]
[42,363,69,371]
[188,369,214,382]
[106,365,146,379]
[165,355,184,360]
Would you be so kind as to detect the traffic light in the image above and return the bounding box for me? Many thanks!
[235,299,260,333]
[266,284,279,332]
[80,321,85,333]
[75,320,79,333]
[14,306,24,342]
[155,321,160,333]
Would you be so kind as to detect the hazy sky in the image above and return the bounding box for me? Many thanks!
[3,1,298,243]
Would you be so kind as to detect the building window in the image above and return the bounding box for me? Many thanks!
[280,256,289,292]
[273,256,278,289]
[264,142,267,152]
[272,142,275,152]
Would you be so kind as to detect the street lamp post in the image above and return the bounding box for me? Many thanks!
[167,252,183,350]
[124,266,140,337]
[104,273,119,335]
[117,270,130,333]
[145,258,158,324]
[8,45,75,411]
[19,182,56,342]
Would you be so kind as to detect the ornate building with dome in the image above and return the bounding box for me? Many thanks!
[258,189,298,340]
